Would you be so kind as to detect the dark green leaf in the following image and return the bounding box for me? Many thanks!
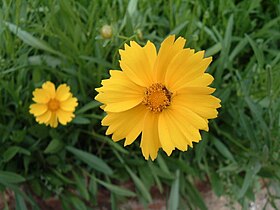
[44,139,64,154]
[66,146,113,175]
[0,171,25,184]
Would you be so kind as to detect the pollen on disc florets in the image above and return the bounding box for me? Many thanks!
[48,99,60,111]
[142,83,172,113]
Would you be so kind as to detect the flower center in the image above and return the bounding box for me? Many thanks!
[48,99,60,111]
[142,83,172,113]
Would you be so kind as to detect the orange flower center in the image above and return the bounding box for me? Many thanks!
[48,99,60,111]
[142,83,172,113]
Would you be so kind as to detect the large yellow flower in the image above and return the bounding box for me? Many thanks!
[30,81,78,128]
[95,35,221,160]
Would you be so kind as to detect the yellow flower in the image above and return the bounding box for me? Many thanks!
[30,81,78,128]
[95,35,221,160]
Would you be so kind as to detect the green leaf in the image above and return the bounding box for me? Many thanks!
[28,124,49,139]
[3,146,20,162]
[44,139,64,154]
[205,42,222,57]
[76,101,101,114]
[52,169,74,184]
[95,177,136,197]
[0,171,25,184]
[157,154,172,177]
[91,132,129,154]
[208,169,223,196]
[168,170,180,210]
[72,116,91,124]
[15,193,28,210]
[245,34,264,68]
[212,136,235,162]
[4,21,63,57]
[73,171,90,201]
[169,21,188,35]
[66,146,113,175]
[125,166,152,203]
[195,133,208,163]
[127,0,138,16]
[69,196,87,210]
[238,161,261,199]
[185,180,207,210]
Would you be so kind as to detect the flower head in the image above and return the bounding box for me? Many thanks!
[30,81,78,128]
[95,35,221,160]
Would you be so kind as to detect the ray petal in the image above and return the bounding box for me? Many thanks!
[47,112,58,128]
[119,41,156,87]
[36,110,52,124]
[42,81,56,98]
[29,104,48,116]
[155,35,186,83]
[95,70,145,112]
[140,112,161,160]
[56,109,75,125]
[55,84,71,101]
[102,104,147,145]
[159,110,189,151]
[32,89,50,103]
[60,97,78,112]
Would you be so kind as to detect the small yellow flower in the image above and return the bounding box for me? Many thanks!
[95,35,221,160]
[30,81,78,128]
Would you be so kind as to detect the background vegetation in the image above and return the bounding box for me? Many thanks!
[0,0,280,209]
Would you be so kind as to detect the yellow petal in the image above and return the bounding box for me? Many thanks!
[47,112,58,128]
[143,41,157,81]
[100,105,106,110]
[182,73,214,87]
[186,106,219,119]
[55,84,71,101]
[155,35,186,83]
[42,81,56,98]
[95,70,145,112]
[36,110,52,124]
[60,97,78,112]
[29,104,48,116]
[164,48,195,87]
[165,107,202,145]
[56,109,74,125]
[170,55,212,90]
[119,41,156,87]
[102,104,147,144]
[32,89,50,103]
[158,112,176,156]
[170,104,209,131]
[174,94,221,109]
[159,109,189,151]
[101,70,145,93]
[176,87,215,95]
[172,92,220,119]
[140,112,161,160]
[103,99,143,112]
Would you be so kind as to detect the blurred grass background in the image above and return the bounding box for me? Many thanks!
[0,0,280,209]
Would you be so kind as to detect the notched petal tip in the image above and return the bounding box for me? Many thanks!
[130,41,140,48]
[124,43,130,50]
[164,149,173,156]
[161,35,176,46]
[95,87,102,93]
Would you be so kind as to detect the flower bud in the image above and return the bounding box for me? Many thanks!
[100,25,113,39]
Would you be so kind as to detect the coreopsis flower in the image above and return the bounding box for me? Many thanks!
[30,81,78,128]
[95,35,221,160]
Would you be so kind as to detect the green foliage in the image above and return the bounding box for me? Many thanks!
[0,0,280,209]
